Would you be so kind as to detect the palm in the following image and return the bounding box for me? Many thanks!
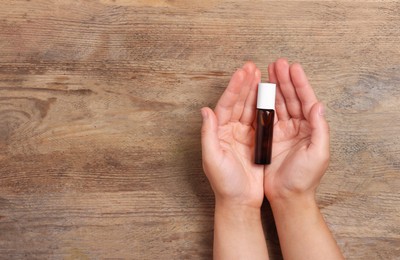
[273,118,311,167]
[264,119,311,189]
[216,121,264,207]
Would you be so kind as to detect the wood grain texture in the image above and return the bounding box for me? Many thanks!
[0,0,399,259]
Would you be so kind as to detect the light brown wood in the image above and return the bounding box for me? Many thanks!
[0,1,399,259]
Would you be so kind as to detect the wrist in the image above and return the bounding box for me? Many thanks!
[269,194,319,219]
[215,199,262,223]
[213,200,269,260]
[266,185,317,206]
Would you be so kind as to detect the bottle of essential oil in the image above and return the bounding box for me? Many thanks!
[255,83,276,164]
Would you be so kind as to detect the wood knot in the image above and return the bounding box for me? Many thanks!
[0,97,56,144]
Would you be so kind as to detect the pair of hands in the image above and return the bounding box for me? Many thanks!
[201,59,330,210]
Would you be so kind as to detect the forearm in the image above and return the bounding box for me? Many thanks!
[270,195,344,260]
[213,202,269,260]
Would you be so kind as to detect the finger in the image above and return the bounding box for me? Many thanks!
[214,68,246,125]
[269,62,290,122]
[201,107,223,163]
[308,103,330,162]
[239,67,261,126]
[275,58,303,119]
[290,63,318,121]
[231,62,256,122]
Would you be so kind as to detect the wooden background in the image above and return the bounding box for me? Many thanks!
[0,0,399,259]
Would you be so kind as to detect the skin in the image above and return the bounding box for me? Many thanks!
[201,58,344,260]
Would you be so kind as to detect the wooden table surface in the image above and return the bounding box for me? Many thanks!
[1,1,399,259]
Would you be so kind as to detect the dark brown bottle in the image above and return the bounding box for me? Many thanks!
[255,83,276,165]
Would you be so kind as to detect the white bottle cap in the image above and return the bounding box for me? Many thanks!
[257,83,276,109]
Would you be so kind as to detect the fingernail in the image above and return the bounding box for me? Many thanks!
[319,104,325,116]
[201,108,208,120]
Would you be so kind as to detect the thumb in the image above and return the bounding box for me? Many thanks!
[201,107,222,163]
[308,102,330,161]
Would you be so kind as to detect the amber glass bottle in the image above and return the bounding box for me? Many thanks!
[255,83,276,164]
